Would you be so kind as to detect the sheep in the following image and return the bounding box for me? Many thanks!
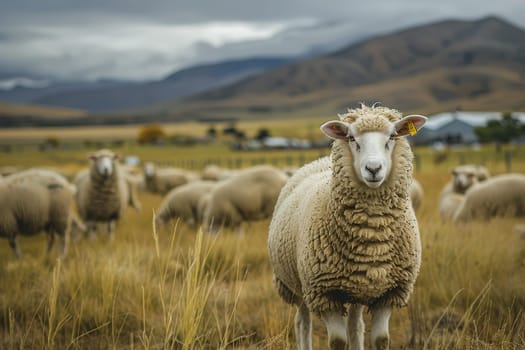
[201,164,240,181]
[74,149,139,240]
[5,168,86,234]
[439,164,490,221]
[268,104,427,350]
[0,179,74,258]
[453,173,525,223]
[440,164,490,199]
[155,181,217,228]
[202,165,288,234]
[143,162,199,194]
[409,179,424,211]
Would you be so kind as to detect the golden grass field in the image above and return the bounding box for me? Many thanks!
[0,123,524,349]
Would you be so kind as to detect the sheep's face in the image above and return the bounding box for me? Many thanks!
[89,153,118,178]
[451,165,486,193]
[144,163,156,178]
[321,114,427,188]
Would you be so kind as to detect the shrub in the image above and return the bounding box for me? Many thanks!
[137,124,166,145]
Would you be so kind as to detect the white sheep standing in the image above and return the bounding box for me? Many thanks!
[143,162,199,194]
[202,165,288,234]
[268,104,427,350]
[439,164,490,221]
[453,173,525,223]
[155,180,217,228]
[0,171,76,258]
[75,149,139,240]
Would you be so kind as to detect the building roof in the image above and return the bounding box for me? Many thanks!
[424,111,525,131]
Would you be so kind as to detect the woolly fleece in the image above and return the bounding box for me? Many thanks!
[268,106,421,315]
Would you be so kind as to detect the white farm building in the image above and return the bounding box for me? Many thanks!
[412,111,525,145]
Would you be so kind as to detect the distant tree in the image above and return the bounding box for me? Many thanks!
[207,125,217,138]
[474,112,524,143]
[137,124,166,144]
[222,123,246,140]
[255,128,271,140]
[222,123,239,136]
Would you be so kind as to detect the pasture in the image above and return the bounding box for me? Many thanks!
[0,122,524,349]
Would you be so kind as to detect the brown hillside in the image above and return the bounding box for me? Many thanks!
[165,16,525,119]
[0,102,87,119]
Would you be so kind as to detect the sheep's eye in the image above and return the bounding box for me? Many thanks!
[347,136,360,151]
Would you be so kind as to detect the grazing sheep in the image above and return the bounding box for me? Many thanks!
[143,162,198,194]
[75,149,138,240]
[268,104,427,350]
[155,181,217,228]
[0,180,74,258]
[5,168,86,234]
[439,164,490,221]
[410,179,424,211]
[453,173,525,223]
[202,165,288,234]
[121,164,146,191]
[201,164,240,181]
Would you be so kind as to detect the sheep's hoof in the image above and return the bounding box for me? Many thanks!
[329,337,347,350]
[374,335,389,350]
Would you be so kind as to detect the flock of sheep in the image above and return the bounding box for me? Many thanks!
[0,151,291,257]
[1,103,524,350]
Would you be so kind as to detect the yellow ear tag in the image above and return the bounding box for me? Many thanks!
[407,121,417,136]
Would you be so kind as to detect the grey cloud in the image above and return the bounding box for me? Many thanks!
[0,0,524,81]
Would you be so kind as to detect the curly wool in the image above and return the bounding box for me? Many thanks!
[269,108,421,316]
[156,181,216,226]
[76,157,128,223]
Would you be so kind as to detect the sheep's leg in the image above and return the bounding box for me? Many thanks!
[322,311,347,350]
[294,303,312,350]
[86,221,97,241]
[371,306,392,350]
[347,304,365,350]
[107,220,116,241]
[46,231,55,254]
[8,236,22,258]
[237,224,245,235]
[57,227,70,258]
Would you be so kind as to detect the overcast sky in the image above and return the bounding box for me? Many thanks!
[0,0,524,83]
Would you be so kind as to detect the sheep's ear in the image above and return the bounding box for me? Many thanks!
[320,121,350,140]
[113,153,121,160]
[88,154,97,161]
[395,115,427,136]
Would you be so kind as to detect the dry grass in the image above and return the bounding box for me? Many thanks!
[0,145,524,349]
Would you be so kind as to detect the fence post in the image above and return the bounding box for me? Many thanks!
[505,151,512,172]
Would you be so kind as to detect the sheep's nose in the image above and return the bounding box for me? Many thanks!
[365,162,382,176]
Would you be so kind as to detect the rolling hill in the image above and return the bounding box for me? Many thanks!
[2,15,524,127]
[0,57,292,113]
[157,16,525,121]
[0,102,87,127]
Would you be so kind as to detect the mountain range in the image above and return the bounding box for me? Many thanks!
[1,15,524,126]
[0,57,292,113]
[165,16,525,122]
